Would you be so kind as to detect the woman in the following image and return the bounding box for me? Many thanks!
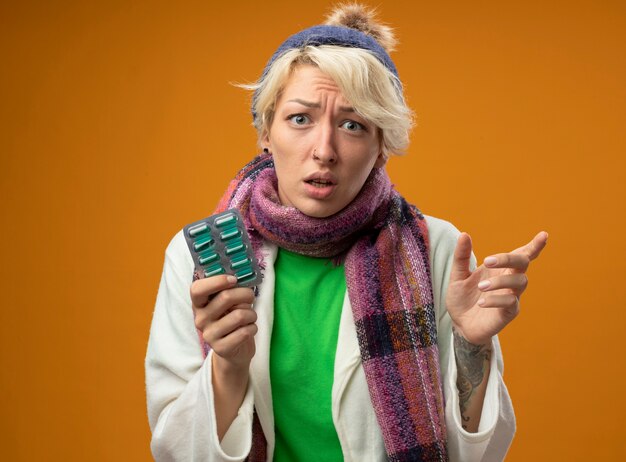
[146,4,547,461]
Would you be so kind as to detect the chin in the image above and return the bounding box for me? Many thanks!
[297,207,332,218]
[295,201,342,218]
[303,210,334,218]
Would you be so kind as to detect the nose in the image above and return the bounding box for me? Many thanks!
[312,123,337,164]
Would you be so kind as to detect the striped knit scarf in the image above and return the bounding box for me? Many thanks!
[206,153,448,461]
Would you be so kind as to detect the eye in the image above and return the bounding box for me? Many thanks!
[341,120,365,132]
[288,114,310,125]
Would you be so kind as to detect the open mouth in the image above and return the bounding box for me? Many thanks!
[306,179,334,188]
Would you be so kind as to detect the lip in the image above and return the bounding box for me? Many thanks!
[303,171,338,184]
[303,171,338,200]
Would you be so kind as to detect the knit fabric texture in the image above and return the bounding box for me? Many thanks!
[252,24,399,121]
[198,152,449,461]
[260,25,398,79]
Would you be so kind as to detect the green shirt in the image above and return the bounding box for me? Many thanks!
[270,249,346,461]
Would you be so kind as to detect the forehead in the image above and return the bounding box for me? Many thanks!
[279,64,347,102]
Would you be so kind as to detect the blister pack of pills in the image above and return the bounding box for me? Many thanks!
[183,209,263,288]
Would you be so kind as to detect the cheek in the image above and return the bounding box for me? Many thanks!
[349,169,378,202]
[349,151,379,186]
[271,153,299,199]
[353,169,373,194]
[270,137,308,177]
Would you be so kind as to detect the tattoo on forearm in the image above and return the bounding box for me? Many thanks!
[453,328,492,430]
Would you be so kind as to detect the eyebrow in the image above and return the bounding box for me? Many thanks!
[286,98,355,113]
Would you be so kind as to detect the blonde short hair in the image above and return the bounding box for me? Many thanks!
[242,45,414,157]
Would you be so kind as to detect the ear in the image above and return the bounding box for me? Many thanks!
[374,151,387,168]
[374,130,387,168]
[261,130,271,150]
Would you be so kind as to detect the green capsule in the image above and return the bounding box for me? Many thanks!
[231,256,251,270]
[204,264,224,278]
[198,250,219,265]
[215,213,237,228]
[188,223,209,238]
[235,266,255,282]
[220,228,241,241]
[193,235,214,252]
[225,240,246,255]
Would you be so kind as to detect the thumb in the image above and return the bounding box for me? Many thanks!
[450,232,473,282]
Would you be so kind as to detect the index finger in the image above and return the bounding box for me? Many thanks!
[520,231,549,261]
[450,232,473,282]
[190,274,238,308]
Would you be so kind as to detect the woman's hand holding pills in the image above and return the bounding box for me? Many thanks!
[190,274,257,439]
[446,231,548,346]
[190,274,257,370]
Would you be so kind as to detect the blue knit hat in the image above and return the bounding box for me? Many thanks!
[252,24,399,120]
[261,25,398,79]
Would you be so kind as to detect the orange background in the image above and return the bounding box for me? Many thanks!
[1,1,624,460]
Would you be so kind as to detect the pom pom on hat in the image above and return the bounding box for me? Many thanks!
[325,3,397,53]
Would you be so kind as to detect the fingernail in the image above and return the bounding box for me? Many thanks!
[226,275,237,284]
[478,298,486,307]
[484,256,497,266]
[478,280,491,290]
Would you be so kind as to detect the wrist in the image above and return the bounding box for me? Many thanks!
[211,353,250,441]
[212,354,250,390]
[451,324,493,348]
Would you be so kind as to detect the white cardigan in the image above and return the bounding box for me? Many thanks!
[146,215,515,461]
